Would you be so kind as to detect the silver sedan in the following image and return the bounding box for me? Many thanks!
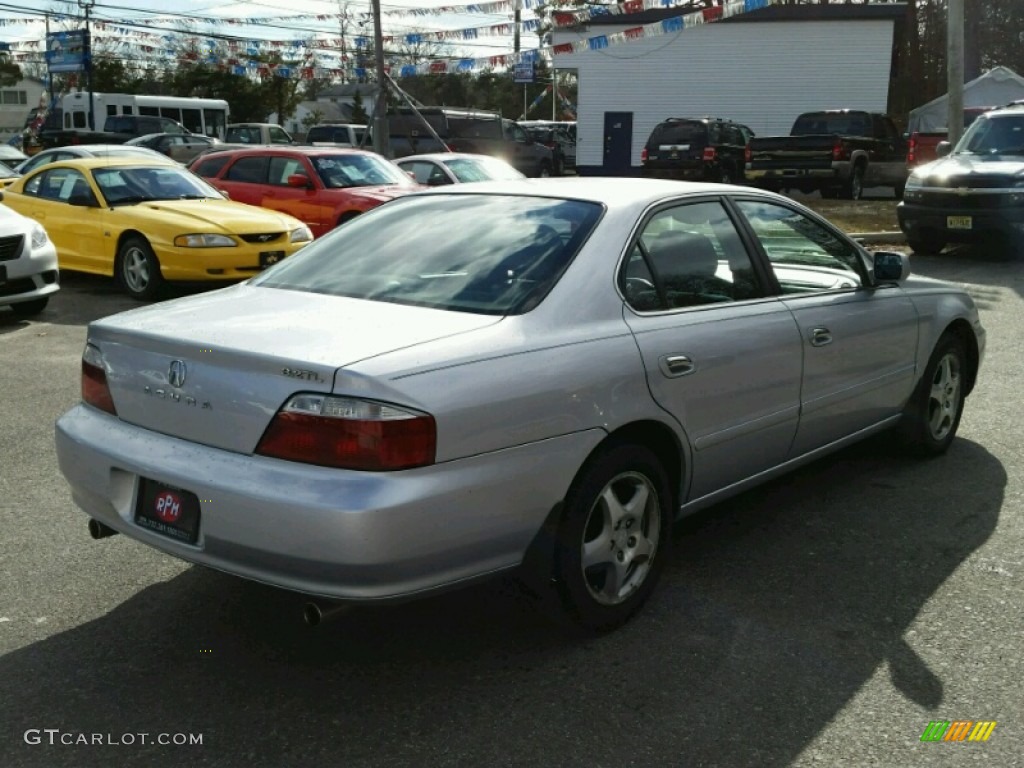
[55,178,985,631]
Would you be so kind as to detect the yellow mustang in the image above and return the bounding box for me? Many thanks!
[0,157,314,299]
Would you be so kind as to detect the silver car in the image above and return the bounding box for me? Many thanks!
[0,202,59,317]
[55,178,985,631]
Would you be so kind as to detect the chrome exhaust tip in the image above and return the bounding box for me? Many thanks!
[88,519,119,539]
[302,600,351,627]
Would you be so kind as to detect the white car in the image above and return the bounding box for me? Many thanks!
[13,144,171,176]
[0,202,59,317]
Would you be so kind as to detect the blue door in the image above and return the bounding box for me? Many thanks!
[603,112,633,176]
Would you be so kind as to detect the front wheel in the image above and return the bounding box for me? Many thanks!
[907,232,946,255]
[116,236,164,301]
[553,444,671,632]
[898,333,967,456]
[9,297,49,317]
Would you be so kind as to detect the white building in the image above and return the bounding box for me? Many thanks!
[551,3,906,174]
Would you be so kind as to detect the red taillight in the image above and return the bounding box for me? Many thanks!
[907,133,918,165]
[744,144,752,163]
[256,394,436,471]
[81,344,116,415]
[832,139,848,161]
[640,147,648,163]
[703,146,716,162]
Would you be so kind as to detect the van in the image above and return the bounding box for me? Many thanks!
[387,107,557,177]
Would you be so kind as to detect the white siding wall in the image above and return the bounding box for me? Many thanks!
[553,20,896,170]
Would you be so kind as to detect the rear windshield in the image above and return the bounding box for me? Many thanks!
[252,194,604,315]
[307,126,364,144]
[791,113,871,136]
[648,122,707,146]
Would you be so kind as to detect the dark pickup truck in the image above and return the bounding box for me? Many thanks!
[746,110,907,199]
[38,115,188,150]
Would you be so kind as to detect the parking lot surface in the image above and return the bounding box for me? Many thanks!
[1,250,1021,767]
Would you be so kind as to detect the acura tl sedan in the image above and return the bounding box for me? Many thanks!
[55,178,985,631]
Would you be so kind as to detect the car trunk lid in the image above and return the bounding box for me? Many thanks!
[90,285,501,454]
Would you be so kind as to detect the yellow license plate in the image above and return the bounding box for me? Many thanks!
[947,215,972,230]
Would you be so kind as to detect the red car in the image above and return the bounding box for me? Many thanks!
[188,147,420,238]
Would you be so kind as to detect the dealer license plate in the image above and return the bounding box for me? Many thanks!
[134,478,201,544]
[260,250,286,268]
[947,216,972,230]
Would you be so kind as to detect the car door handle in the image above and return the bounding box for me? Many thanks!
[659,355,696,378]
[809,327,833,347]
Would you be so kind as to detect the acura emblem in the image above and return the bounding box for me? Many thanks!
[168,360,187,388]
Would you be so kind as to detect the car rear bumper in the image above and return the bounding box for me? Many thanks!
[56,404,603,601]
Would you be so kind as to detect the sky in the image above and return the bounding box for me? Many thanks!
[0,0,544,73]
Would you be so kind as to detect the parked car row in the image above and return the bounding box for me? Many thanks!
[0,142,530,301]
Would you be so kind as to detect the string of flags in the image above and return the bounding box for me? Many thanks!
[2,0,774,79]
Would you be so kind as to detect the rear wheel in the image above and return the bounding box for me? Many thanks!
[537,160,552,178]
[718,163,736,184]
[552,443,671,632]
[899,333,967,456]
[116,236,164,301]
[9,297,49,317]
[842,164,865,200]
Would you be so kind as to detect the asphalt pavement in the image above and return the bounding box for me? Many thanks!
[1,252,1022,768]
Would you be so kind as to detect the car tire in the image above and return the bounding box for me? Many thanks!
[894,180,906,200]
[907,232,946,255]
[9,297,49,317]
[337,211,361,228]
[898,333,967,457]
[719,164,735,184]
[842,163,865,200]
[538,160,552,178]
[116,235,164,301]
[552,443,672,632]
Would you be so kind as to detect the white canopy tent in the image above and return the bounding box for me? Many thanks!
[908,66,1024,132]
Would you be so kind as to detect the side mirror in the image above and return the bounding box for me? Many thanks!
[873,250,909,283]
[287,173,312,188]
[936,141,952,158]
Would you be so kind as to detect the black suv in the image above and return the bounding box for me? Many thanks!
[641,117,753,184]
[898,104,1024,255]
[387,108,557,177]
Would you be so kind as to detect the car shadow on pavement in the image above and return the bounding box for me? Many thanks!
[0,436,1005,768]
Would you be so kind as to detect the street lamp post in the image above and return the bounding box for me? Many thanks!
[78,0,95,131]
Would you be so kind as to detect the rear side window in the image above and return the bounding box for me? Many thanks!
[224,156,269,183]
[192,155,231,178]
[648,121,707,147]
[450,118,503,140]
[791,113,871,136]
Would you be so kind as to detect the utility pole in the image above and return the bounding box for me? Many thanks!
[514,0,521,54]
[371,0,388,156]
[947,0,964,145]
[78,0,95,130]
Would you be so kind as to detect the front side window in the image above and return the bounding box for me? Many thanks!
[735,200,864,294]
[252,194,603,315]
[269,157,309,185]
[620,200,763,312]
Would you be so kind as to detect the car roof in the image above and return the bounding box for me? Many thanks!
[196,146,379,159]
[395,153,502,163]
[25,156,179,170]
[410,176,760,207]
